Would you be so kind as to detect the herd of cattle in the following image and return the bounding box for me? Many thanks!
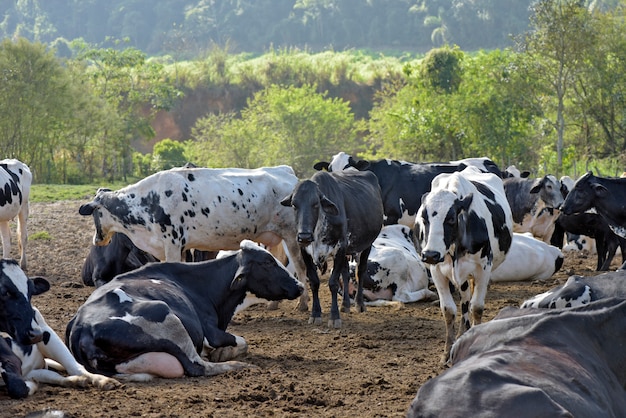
[1,155,626,415]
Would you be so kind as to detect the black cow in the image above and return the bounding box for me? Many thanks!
[561,171,626,240]
[502,175,563,242]
[407,298,626,417]
[280,170,383,328]
[81,232,159,287]
[0,260,119,398]
[66,240,304,379]
[313,152,501,226]
[521,270,626,308]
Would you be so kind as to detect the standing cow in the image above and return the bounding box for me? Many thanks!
[280,170,383,328]
[313,152,502,226]
[0,159,31,270]
[414,167,513,361]
[78,165,310,310]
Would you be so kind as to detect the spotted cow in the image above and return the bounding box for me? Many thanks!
[521,270,626,309]
[414,167,513,361]
[66,240,304,380]
[0,159,31,270]
[78,165,309,310]
[345,224,437,304]
[0,259,119,398]
[280,169,383,328]
[490,232,563,282]
[407,298,626,417]
[313,152,502,226]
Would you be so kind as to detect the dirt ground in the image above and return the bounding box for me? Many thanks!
[0,200,613,418]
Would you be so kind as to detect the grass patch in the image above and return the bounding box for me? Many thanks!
[30,181,131,203]
[29,231,52,240]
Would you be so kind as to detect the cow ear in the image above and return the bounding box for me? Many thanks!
[78,202,95,216]
[458,193,473,212]
[320,196,339,216]
[529,178,544,194]
[313,161,329,171]
[280,194,292,207]
[591,183,609,197]
[29,277,50,296]
[353,159,370,171]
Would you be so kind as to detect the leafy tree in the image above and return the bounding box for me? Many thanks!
[152,138,187,171]
[187,84,360,176]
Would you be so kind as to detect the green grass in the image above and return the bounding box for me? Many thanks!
[30,182,130,203]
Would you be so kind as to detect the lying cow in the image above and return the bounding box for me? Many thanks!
[415,167,513,361]
[66,240,304,379]
[313,152,501,226]
[0,159,31,269]
[78,165,310,310]
[281,169,383,328]
[407,298,626,417]
[345,224,437,304]
[521,270,626,309]
[0,259,119,398]
[503,175,563,242]
[490,233,563,282]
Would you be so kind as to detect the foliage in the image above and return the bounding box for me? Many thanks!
[186,84,360,177]
[151,139,187,171]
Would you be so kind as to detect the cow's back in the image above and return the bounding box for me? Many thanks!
[0,159,31,220]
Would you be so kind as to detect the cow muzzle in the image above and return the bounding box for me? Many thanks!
[297,232,314,246]
[421,250,444,265]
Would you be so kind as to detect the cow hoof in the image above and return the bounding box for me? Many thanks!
[328,318,342,329]
[296,300,309,312]
[357,304,366,313]
[341,305,351,313]
[309,316,322,325]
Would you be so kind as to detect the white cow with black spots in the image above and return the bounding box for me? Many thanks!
[0,159,31,269]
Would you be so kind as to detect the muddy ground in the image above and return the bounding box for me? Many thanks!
[0,200,613,418]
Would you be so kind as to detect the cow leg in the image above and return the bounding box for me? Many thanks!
[0,221,11,261]
[430,267,456,364]
[284,238,310,311]
[16,206,27,270]
[301,249,322,325]
[600,235,617,271]
[469,269,489,327]
[328,253,346,328]
[353,248,372,313]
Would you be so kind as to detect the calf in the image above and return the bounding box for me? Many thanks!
[503,175,563,242]
[280,170,383,328]
[490,233,563,282]
[0,259,119,398]
[66,240,304,380]
[81,232,158,287]
[0,159,31,269]
[78,165,310,310]
[521,270,626,309]
[346,225,437,304]
[408,298,626,417]
[313,152,501,226]
[414,167,513,361]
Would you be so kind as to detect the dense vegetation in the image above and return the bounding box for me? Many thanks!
[1,0,626,183]
[2,0,536,55]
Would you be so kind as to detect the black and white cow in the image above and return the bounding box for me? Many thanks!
[81,232,159,287]
[66,240,304,380]
[414,167,513,361]
[78,165,310,310]
[313,152,502,226]
[0,159,31,270]
[280,170,383,328]
[0,259,119,398]
[407,298,626,417]
[490,233,563,282]
[345,224,437,304]
[521,270,626,309]
[502,175,563,242]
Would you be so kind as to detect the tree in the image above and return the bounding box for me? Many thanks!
[518,0,596,173]
[152,138,187,171]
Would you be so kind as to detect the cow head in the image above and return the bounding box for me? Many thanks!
[415,189,473,265]
[530,175,564,209]
[78,188,121,246]
[231,240,304,301]
[281,180,338,246]
[313,152,370,172]
[0,260,49,346]
[561,172,603,216]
